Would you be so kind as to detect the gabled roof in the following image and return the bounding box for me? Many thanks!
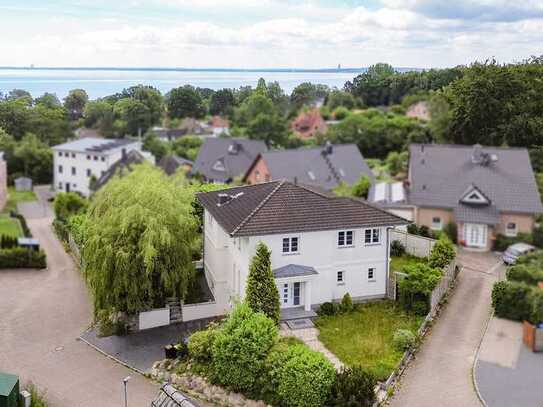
[245,143,373,190]
[193,138,268,182]
[197,180,408,237]
[408,144,543,214]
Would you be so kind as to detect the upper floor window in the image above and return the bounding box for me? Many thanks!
[87,155,91,160]
[58,165,63,174]
[58,152,63,157]
[505,222,518,237]
[86,169,91,177]
[282,237,299,254]
[93,156,98,161]
[431,217,442,231]
[71,167,76,176]
[338,230,354,247]
[101,156,105,162]
[71,153,76,158]
[364,228,380,245]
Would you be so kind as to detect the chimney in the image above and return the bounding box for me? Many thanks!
[228,142,241,155]
[293,176,298,185]
[217,193,231,206]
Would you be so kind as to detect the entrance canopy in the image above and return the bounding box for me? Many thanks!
[273,264,318,279]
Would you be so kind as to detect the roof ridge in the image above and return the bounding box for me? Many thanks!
[230,180,285,236]
[344,196,411,224]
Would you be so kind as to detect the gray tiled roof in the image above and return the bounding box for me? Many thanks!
[249,144,373,190]
[192,138,267,182]
[197,180,408,237]
[53,137,136,153]
[454,204,500,225]
[408,144,543,214]
[273,264,318,279]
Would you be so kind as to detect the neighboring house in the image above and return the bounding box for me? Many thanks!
[192,138,267,183]
[407,144,543,250]
[405,101,430,121]
[92,149,155,192]
[291,109,328,139]
[158,154,194,176]
[0,152,7,210]
[368,181,413,224]
[197,180,408,314]
[151,127,188,142]
[208,116,230,137]
[179,118,213,137]
[244,143,374,191]
[52,137,147,197]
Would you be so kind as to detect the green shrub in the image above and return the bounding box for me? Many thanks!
[428,237,455,269]
[491,281,534,321]
[54,192,88,222]
[494,233,533,252]
[443,222,458,244]
[211,303,277,394]
[418,225,432,238]
[334,107,350,120]
[411,300,429,316]
[0,234,18,249]
[328,366,376,407]
[52,219,69,243]
[340,293,354,313]
[390,240,406,257]
[398,264,441,312]
[267,343,336,407]
[392,329,416,351]
[407,224,419,235]
[188,324,218,363]
[26,383,49,407]
[506,264,543,286]
[0,247,46,269]
[318,302,340,316]
[530,290,543,324]
[11,212,32,237]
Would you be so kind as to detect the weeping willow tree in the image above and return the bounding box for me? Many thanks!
[83,164,198,316]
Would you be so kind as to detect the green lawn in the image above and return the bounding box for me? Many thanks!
[0,214,22,237]
[4,187,37,213]
[390,254,427,275]
[316,301,423,380]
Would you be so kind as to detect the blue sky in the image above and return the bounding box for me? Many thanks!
[1,0,542,68]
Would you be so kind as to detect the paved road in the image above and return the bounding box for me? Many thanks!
[390,250,503,407]
[0,188,158,406]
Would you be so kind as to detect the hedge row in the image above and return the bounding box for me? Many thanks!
[10,211,32,237]
[506,264,543,286]
[0,247,46,269]
[491,281,543,323]
[187,303,377,407]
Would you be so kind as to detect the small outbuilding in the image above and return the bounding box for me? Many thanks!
[14,177,32,192]
[0,372,19,407]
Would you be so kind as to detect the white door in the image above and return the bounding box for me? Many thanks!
[465,224,487,248]
[278,282,301,308]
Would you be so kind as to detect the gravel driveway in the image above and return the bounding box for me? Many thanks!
[390,249,504,407]
[0,188,158,407]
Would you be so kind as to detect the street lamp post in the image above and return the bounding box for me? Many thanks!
[123,376,131,407]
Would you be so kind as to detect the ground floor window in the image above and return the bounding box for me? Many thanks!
[505,222,518,237]
[368,267,375,282]
[431,216,442,230]
[337,271,344,284]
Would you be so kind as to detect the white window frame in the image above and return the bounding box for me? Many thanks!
[337,270,345,285]
[282,236,300,255]
[431,216,442,231]
[364,228,380,245]
[368,267,376,282]
[338,230,354,247]
[505,222,518,237]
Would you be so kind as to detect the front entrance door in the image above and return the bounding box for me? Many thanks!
[465,223,487,248]
[279,282,301,308]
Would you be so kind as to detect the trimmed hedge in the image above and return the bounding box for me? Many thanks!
[266,342,336,407]
[10,211,32,237]
[506,265,543,286]
[328,366,376,407]
[0,247,46,269]
[491,281,539,322]
[0,234,18,249]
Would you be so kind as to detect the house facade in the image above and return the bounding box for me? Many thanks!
[52,137,149,197]
[198,181,407,313]
[243,143,374,191]
[407,144,543,250]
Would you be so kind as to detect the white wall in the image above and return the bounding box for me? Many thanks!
[203,209,392,309]
[139,307,170,330]
[53,141,143,197]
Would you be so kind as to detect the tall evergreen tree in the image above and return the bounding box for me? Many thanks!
[245,242,280,324]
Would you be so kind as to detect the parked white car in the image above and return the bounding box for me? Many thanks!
[502,243,535,265]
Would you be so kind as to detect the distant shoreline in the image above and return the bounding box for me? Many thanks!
[0,66,421,73]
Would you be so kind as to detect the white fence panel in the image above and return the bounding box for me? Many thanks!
[182,301,222,322]
[139,308,170,330]
[391,229,436,258]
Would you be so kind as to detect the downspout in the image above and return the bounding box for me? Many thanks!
[385,226,393,298]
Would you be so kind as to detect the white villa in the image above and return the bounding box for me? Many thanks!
[52,137,152,197]
[197,180,408,317]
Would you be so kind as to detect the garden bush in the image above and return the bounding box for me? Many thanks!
[0,234,18,249]
[52,219,69,243]
[317,302,340,316]
[392,329,416,351]
[334,107,350,120]
[411,300,429,316]
[390,240,406,257]
[491,281,534,321]
[443,222,458,244]
[340,293,354,313]
[53,192,88,222]
[428,237,455,270]
[506,264,543,286]
[211,303,277,394]
[494,233,533,252]
[11,212,32,237]
[398,264,441,313]
[328,366,377,407]
[188,324,218,363]
[266,343,336,407]
[0,247,46,269]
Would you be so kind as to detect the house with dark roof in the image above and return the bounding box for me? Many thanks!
[197,180,407,316]
[192,138,267,183]
[406,144,543,250]
[243,143,374,190]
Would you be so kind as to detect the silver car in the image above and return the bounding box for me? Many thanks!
[502,243,536,265]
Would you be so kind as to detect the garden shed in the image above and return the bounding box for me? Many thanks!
[14,177,32,192]
[0,372,19,407]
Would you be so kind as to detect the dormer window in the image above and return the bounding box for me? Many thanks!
[460,185,489,205]
[212,159,226,172]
